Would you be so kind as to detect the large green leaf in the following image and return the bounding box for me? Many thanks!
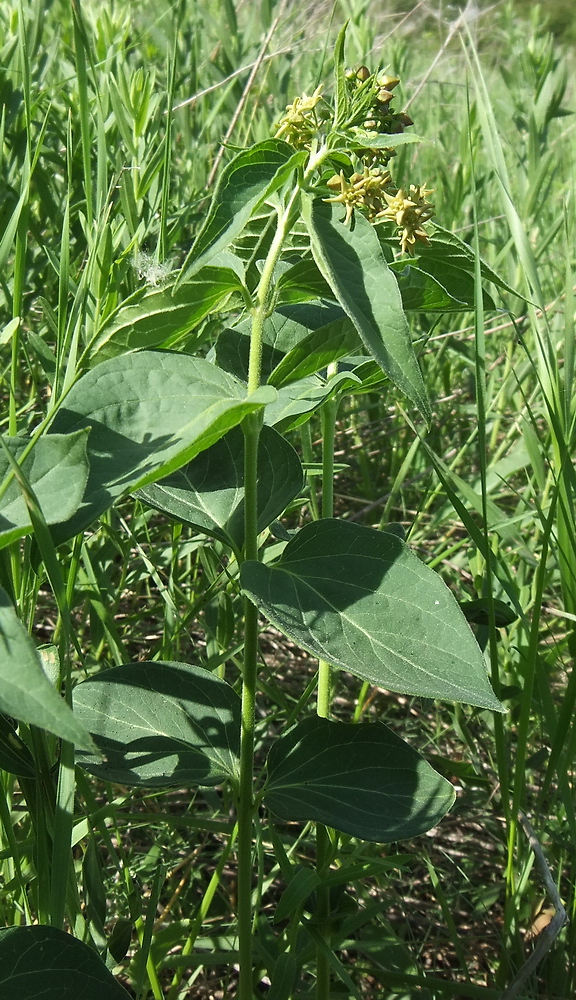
[265,716,455,842]
[302,197,431,420]
[391,257,496,312]
[90,267,243,363]
[0,588,96,749]
[268,316,360,388]
[241,519,503,710]
[0,926,130,999]
[276,250,496,315]
[74,661,241,787]
[49,351,275,540]
[418,224,524,300]
[136,424,303,552]
[179,139,305,282]
[0,431,89,549]
[275,258,334,305]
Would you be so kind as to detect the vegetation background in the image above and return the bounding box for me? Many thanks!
[1,0,575,997]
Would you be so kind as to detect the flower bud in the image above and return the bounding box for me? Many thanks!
[355,65,371,82]
[377,74,400,90]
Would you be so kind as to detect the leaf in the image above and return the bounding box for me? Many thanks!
[334,128,424,150]
[90,267,243,363]
[267,953,298,1000]
[241,519,503,710]
[320,856,412,887]
[0,587,96,749]
[317,354,405,397]
[332,23,350,129]
[390,262,474,312]
[459,597,518,628]
[0,431,90,549]
[74,661,241,787]
[391,257,496,312]
[338,357,389,393]
[136,424,303,552]
[49,351,276,541]
[209,249,246,281]
[0,925,131,999]
[179,139,305,282]
[27,331,57,379]
[268,316,360,388]
[264,370,361,432]
[342,916,422,991]
[416,224,525,301]
[0,149,30,275]
[276,258,334,305]
[213,327,259,383]
[265,717,455,842]
[302,197,431,421]
[0,715,37,778]
[0,317,20,346]
[274,868,321,923]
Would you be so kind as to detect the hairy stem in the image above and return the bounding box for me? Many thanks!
[238,141,332,999]
[238,181,304,998]
[237,412,261,1000]
[316,376,339,1000]
[247,192,298,394]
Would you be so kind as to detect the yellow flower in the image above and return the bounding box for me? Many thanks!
[324,166,395,225]
[323,171,360,225]
[274,86,324,147]
[378,184,434,254]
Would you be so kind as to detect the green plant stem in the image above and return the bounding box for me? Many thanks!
[237,180,303,997]
[320,394,337,521]
[316,665,332,720]
[246,144,329,394]
[247,192,298,394]
[237,157,330,996]
[316,380,339,1000]
[317,383,339,715]
[237,415,261,1000]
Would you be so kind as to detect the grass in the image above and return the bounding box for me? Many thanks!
[1,0,576,997]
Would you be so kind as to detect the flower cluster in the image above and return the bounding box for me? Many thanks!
[325,165,394,224]
[378,184,435,255]
[324,170,434,253]
[346,67,413,139]
[274,86,326,148]
[272,62,435,254]
[324,65,435,253]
